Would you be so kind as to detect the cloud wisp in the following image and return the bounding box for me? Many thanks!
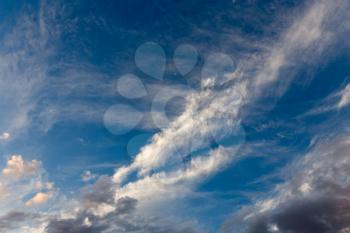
[111,0,350,209]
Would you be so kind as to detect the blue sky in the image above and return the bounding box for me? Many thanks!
[0,0,350,232]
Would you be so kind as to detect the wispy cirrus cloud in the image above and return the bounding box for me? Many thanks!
[111,0,350,208]
[1,0,350,232]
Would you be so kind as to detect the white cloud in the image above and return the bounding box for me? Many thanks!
[0,155,55,214]
[253,0,338,88]
[338,83,350,109]
[111,0,350,214]
[0,0,349,231]
[113,81,246,185]
[2,155,41,180]
[115,147,237,206]
[0,132,11,141]
[25,192,53,206]
[81,170,97,182]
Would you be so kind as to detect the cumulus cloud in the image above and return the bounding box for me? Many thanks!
[26,192,54,206]
[2,155,41,179]
[0,156,54,232]
[0,155,54,218]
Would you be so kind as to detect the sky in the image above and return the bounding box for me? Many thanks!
[0,0,350,232]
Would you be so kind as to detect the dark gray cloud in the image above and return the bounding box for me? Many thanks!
[81,175,115,208]
[46,216,107,233]
[46,191,198,233]
[245,192,350,233]
[0,211,39,231]
[222,135,350,233]
[45,196,136,233]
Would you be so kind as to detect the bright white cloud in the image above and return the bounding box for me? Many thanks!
[115,147,236,206]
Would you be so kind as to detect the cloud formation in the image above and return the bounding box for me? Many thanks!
[111,0,350,213]
[2,155,41,179]
[222,134,350,233]
[45,187,199,233]
[0,155,54,211]
[0,0,349,232]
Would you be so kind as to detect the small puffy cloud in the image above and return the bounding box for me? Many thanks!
[2,155,41,179]
[25,192,53,206]
[46,182,54,190]
[81,170,97,182]
[0,132,11,140]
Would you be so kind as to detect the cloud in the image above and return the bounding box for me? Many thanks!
[0,6,52,134]
[243,195,350,233]
[0,155,55,218]
[338,83,350,109]
[45,195,198,233]
[114,146,239,207]
[110,0,350,214]
[253,0,349,91]
[302,81,350,117]
[81,170,97,182]
[2,155,41,179]
[0,211,39,231]
[221,135,350,233]
[26,192,53,206]
[0,132,11,140]
[1,0,349,232]
[0,0,109,135]
[80,175,115,214]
